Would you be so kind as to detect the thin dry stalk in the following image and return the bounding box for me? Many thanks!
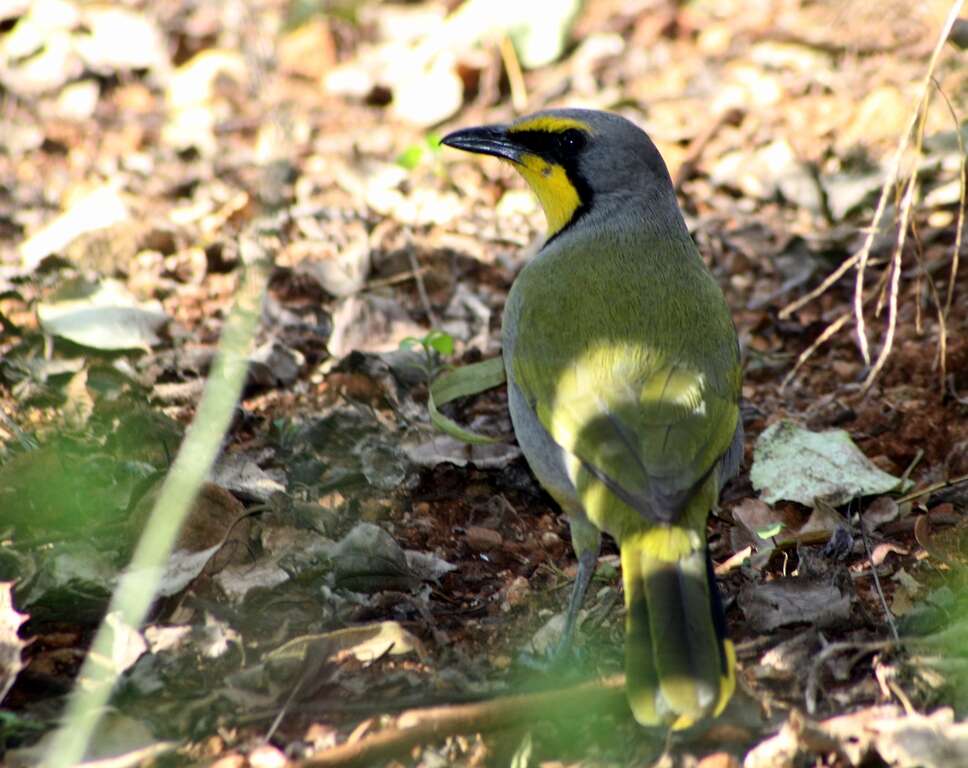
[780,257,897,388]
[860,177,914,392]
[499,34,528,114]
[857,509,900,644]
[910,219,949,392]
[779,250,860,320]
[781,0,965,389]
[782,312,852,389]
[854,0,964,368]
[931,79,966,386]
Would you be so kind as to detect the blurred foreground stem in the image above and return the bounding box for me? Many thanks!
[42,238,272,767]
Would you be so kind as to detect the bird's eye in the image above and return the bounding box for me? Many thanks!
[558,129,585,152]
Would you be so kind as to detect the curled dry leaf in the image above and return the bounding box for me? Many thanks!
[863,496,900,531]
[265,621,423,669]
[129,481,252,596]
[20,184,129,270]
[731,496,847,552]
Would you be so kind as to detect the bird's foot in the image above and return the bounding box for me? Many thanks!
[515,612,589,677]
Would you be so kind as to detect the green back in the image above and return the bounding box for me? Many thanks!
[507,231,740,541]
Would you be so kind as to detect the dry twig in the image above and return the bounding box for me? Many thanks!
[805,641,894,716]
[931,78,967,388]
[780,0,965,390]
[499,34,529,114]
[856,509,900,644]
[299,676,627,767]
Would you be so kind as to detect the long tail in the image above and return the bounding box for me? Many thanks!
[621,528,735,729]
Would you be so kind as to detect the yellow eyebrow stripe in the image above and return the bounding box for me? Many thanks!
[509,116,592,134]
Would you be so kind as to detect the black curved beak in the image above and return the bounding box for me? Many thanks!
[441,124,521,163]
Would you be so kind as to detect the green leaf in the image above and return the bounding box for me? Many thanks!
[427,358,506,445]
[754,522,785,539]
[424,330,454,357]
[396,144,425,170]
[397,133,444,170]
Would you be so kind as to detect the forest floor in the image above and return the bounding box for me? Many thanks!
[2,1,968,766]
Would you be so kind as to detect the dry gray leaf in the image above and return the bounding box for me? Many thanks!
[402,433,521,468]
[210,454,286,502]
[20,185,128,270]
[37,278,167,351]
[739,577,852,632]
[752,420,904,507]
[331,522,418,593]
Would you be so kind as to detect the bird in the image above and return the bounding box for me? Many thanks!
[441,108,742,729]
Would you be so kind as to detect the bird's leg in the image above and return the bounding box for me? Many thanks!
[555,516,601,658]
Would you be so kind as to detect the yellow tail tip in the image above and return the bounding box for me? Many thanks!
[626,640,737,729]
[713,639,737,717]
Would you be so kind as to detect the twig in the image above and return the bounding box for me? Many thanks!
[498,34,528,114]
[856,509,900,643]
[854,0,964,369]
[298,676,627,767]
[780,1,965,386]
[779,251,860,320]
[406,240,438,326]
[931,78,966,388]
[364,265,430,290]
[265,662,314,742]
[899,448,924,487]
[887,679,917,716]
[895,471,968,505]
[909,218,949,394]
[860,178,911,392]
[805,641,894,716]
[781,311,851,389]
[780,253,895,386]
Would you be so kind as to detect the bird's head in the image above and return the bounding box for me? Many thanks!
[441,108,677,238]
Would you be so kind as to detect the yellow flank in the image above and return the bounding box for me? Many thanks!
[622,525,701,561]
[509,116,593,135]
[515,153,581,236]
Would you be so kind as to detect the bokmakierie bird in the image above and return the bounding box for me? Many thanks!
[442,109,742,729]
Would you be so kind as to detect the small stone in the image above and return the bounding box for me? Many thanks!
[359,497,392,522]
[210,755,246,768]
[540,531,561,547]
[248,744,287,768]
[698,753,741,768]
[505,576,530,607]
[466,526,502,552]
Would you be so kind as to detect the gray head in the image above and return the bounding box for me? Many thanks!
[441,108,682,238]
